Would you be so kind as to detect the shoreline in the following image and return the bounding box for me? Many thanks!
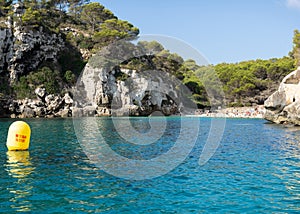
[0,106,266,119]
[193,105,265,119]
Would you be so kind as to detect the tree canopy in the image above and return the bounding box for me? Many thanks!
[0,0,298,108]
[80,2,115,32]
[0,0,12,17]
[291,29,300,66]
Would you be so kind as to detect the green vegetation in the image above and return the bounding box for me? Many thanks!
[0,0,140,98]
[21,7,42,27]
[64,70,76,85]
[0,75,10,95]
[58,48,86,77]
[0,0,11,17]
[0,0,298,109]
[120,40,296,108]
[214,57,295,106]
[93,19,139,48]
[80,2,115,33]
[114,69,130,81]
[290,29,300,66]
[13,67,63,99]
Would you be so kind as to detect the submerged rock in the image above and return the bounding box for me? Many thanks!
[264,67,300,125]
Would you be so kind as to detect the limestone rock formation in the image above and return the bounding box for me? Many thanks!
[73,63,194,117]
[0,3,64,84]
[264,67,300,125]
[4,87,74,118]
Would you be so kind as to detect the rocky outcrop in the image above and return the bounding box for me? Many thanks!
[0,3,68,118]
[8,26,64,83]
[264,67,300,125]
[73,64,194,117]
[0,3,64,84]
[2,64,184,118]
[5,87,73,118]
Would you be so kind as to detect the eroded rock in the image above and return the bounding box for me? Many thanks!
[74,64,183,117]
[264,67,300,125]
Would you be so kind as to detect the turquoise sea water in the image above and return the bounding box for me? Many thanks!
[0,117,300,213]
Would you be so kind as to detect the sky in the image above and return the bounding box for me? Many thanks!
[96,0,300,65]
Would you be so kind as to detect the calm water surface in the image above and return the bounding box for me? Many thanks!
[0,117,300,213]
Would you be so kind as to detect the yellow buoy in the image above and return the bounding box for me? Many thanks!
[6,121,31,151]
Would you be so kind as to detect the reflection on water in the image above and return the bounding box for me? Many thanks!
[6,151,34,178]
[2,119,300,212]
[5,151,35,212]
[271,126,300,210]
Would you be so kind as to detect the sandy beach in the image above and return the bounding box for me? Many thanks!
[194,105,266,119]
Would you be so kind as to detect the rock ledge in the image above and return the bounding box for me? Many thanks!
[264,67,300,125]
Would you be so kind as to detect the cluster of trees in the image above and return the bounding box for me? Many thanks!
[0,1,139,50]
[1,1,299,108]
[116,40,296,108]
[87,29,300,108]
[0,1,139,98]
[182,57,295,107]
[13,67,62,98]
[290,29,300,66]
[0,0,11,17]
[214,57,295,106]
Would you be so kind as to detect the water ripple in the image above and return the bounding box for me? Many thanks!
[0,118,299,212]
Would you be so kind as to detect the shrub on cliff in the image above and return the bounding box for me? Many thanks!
[13,67,63,99]
[0,0,12,17]
[21,7,42,27]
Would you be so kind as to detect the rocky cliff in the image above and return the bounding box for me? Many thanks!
[1,62,194,118]
[264,67,300,125]
[73,63,195,117]
[0,3,64,84]
[0,2,294,118]
[4,90,73,118]
[0,3,189,118]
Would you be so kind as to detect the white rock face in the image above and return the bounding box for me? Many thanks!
[74,63,188,116]
[63,93,73,105]
[264,67,300,125]
[35,87,46,99]
[0,3,64,84]
[8,27,64,83]
[7,87,74,118]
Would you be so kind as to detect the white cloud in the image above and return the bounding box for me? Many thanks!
[287,0,300,9]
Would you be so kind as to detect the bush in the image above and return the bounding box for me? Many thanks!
[13,67,63,99]
[13,76,31,99]
[64,70,76,84]
[21,7,42,27]
[27,67,61,94]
